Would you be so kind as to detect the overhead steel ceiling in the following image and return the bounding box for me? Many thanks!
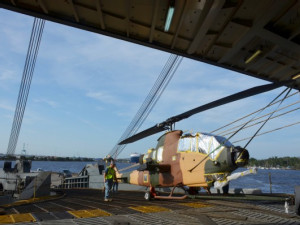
[1,0,300,90]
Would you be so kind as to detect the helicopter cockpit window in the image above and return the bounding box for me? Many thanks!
[151,150,157,161]
[198,133,226,160]
[178,133,229,159]
[214,135,233,147]
[178,137,198,152]
[191,137,197,152]
[178,138,191,152]
[157,146,163,162]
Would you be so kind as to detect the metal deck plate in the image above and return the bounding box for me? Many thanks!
[67,209,110,218]
[129,205,170,213]
[2,190,300,224]
[180,202,212,208]
[48,211,74,220]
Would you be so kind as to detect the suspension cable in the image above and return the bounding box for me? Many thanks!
[224,87,290,142]
[217,100,300,136]
[189,87,292,172]
[210,91,299,134]
[6,18,45,155]
[109,55,177,158]
[220,106,300,137]
[109,54,183,158]
[243,88,292,148]
[233,121,300,144]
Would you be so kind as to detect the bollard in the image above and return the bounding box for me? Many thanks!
[268,172,272,194]
[284,198,289,214]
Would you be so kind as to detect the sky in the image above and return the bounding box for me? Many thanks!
[0,9,299,159]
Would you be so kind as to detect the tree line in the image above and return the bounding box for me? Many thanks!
[248,157,300,170]
[0,155,94,162]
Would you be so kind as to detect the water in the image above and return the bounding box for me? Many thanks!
[0,160,131,173]
[230,167,300,194]
[1,160,299,194]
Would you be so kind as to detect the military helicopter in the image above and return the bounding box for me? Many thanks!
[116,80,295,200]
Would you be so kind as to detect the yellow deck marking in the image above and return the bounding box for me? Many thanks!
[88,209,111,217]
[0,213,36,224]
[129,205,170,213]
[180,202,211,208]
[68,209,111,218]
[2,195,64,208]
[0,215,12,224]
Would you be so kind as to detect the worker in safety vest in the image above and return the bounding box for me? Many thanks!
[104,161,117,201]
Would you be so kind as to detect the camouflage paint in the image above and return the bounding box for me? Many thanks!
[204,146,236,174]
[179,152,209,187]
[117,130,241,189]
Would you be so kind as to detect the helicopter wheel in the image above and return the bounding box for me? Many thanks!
[144,191,152,201]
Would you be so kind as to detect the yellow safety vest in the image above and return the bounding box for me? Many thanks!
[105,167,115,180]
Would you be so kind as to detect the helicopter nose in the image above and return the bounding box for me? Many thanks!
[233,146,249,167]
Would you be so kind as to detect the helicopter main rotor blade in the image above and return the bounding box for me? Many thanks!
[119,80,294,144]
[119,125,167,145]
[165,80,294,123]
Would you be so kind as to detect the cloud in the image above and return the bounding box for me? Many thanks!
[34,98,58,108]
[0,69,16,81]
[86,91,121,105]
[78,118,102,131]
[0,102,14,111]
[0,67,22,90]
[0,10,33,54]
[96,106,105,111]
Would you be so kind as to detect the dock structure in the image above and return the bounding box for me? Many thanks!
[1,189,300,225]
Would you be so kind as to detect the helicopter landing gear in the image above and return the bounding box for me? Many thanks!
[188,187,200,195]
[145,186,187,200]
[144,186,156,200]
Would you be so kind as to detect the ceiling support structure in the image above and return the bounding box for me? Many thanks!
[0,0,299,90]
[218,1,290,64]
[37,0,48,14]
[95,0,105,30]
[187,0,224,55]
[68,0,79,23]
[149,0,159,43]
[170,0,189,49]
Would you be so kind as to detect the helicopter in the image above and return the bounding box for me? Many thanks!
[116,80,295,200]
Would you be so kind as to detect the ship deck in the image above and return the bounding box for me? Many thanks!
[1,189,300,225]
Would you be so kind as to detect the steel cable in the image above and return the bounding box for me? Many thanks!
[220,106,300,137]
[232,121,300,144]
[109,55,177,157]
[10,20,45,154]
[6,18,45,155]
[243,88,292,148]
[216,100,300,136]
[109,54,182,158]
[210,91,299,134]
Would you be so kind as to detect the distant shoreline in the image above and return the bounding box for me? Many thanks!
[0,156,130,163]
[0,156,94,162]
